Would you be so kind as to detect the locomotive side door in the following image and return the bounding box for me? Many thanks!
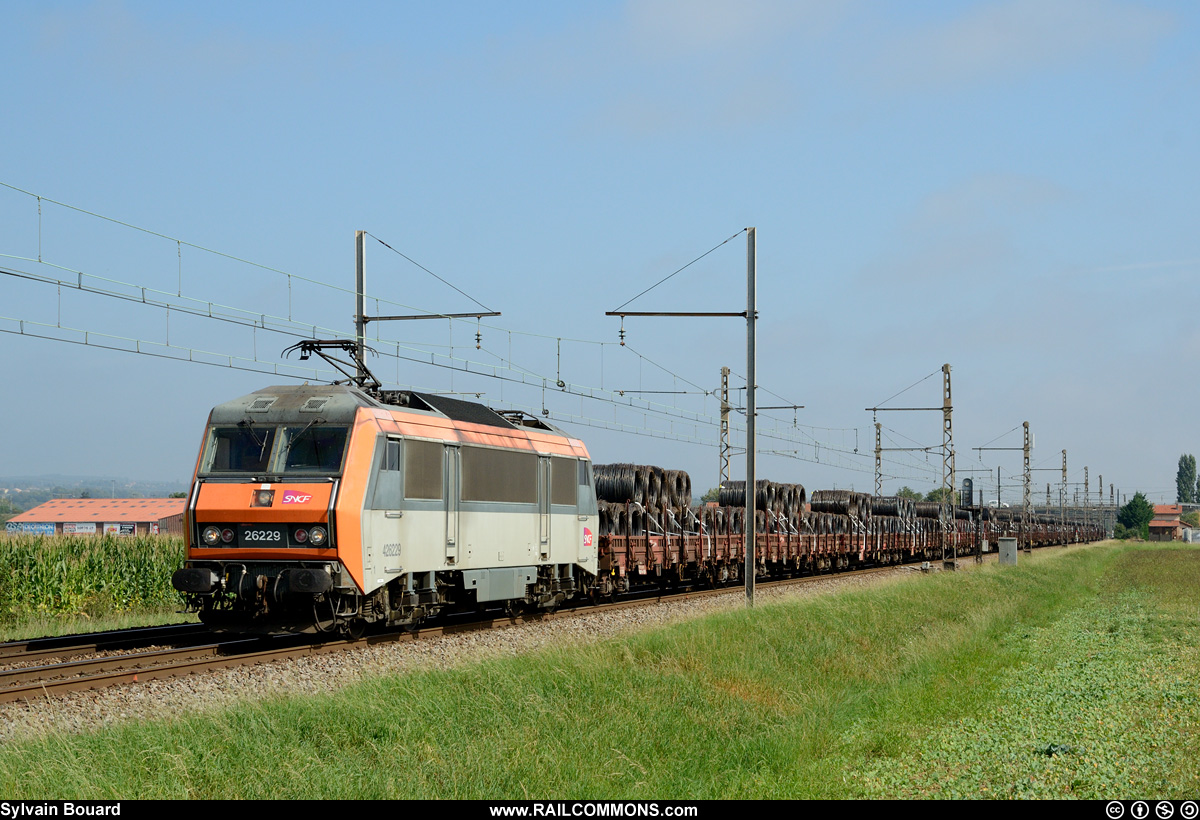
[363,435,403,587]
[445,444,460,564]
[538,455,551,561]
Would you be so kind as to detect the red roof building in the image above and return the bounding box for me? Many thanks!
[5,498,185,536]
[1150,504,1183,542]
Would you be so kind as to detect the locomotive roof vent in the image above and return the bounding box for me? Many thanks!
[247,396,278,413]
[300,397,331,413]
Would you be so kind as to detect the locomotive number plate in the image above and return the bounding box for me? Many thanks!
[238,524,288,548]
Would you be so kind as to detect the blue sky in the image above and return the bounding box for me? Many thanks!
[1,0,1196,504]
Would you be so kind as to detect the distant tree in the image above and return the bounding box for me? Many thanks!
[895,486,923,501]
[1182,511,1199,528]
[924,487,959,505]
[80,490,91,499]
[700,487,720,504]
[169,492,187,499]
[1118,492,1155,540]
[0,497,21,526]
[1177,455,1197,504]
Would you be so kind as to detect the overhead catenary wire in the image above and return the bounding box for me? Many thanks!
[611,229,746,313]
[1,255,728,433]
[0,176,1090,506]
[4,284,881,470]
[0,181,612,347]
[977,424,1024,450]
[2,182,1085,488]
[365,232,495,315]
[870,367,942,411]
[1,182,748,416]
[6,291,911,483]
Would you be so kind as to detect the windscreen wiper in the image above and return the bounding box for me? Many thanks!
[282,419,322,460]
[238,418,269,459]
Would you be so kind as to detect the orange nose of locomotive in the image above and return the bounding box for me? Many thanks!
[188,482,337,552]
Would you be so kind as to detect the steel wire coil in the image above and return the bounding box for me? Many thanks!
[719,480,805,513]
[868,496,907,517]
[595,463,692,511]
[594,464,638,504]
[810,489,872,520]
[913,502,945,519]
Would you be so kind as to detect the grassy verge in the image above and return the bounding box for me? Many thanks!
[0,535,192,639]
[851,544,1200,798]
[0,542,1196,799]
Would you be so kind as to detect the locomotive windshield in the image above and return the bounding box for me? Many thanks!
[200,423,349,476]
[204,426,277,473]
[276,425,350,474]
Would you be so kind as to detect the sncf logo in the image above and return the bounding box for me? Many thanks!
[583,527,593,548]
[282,492,313,504]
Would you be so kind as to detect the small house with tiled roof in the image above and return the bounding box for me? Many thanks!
[1150,504,1183,542]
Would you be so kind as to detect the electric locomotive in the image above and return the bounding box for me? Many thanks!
[171,375,599,635]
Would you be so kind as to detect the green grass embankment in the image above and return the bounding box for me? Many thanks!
[1,541,1197,799]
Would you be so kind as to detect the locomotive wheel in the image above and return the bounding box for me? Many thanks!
[341,618,367,640]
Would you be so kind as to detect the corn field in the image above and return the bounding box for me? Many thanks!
[0,534,186,623]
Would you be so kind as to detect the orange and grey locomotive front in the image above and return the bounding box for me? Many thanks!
[172,384,599,635]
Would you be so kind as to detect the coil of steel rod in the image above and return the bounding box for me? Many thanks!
[867,495,910,518]
[719,480,806,513]
[594,463,691,510]
[810,489,873,520]
[913,502,946,519]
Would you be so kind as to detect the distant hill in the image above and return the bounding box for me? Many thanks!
[0,475,188,510]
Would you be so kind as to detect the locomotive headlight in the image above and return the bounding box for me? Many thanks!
[293,527,309,544]
[252,489,275,507]
[221,528,235,543]
[202,526,221,546]
[308,526,328,547]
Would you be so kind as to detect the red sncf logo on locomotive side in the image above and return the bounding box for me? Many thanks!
[282,492,313,504]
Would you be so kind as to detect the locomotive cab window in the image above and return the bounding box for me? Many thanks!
[577,460,597,515]
[384,439,400,472]
[202,426,277,473]
[273,425,349,474]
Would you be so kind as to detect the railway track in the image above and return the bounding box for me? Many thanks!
[0,563,928,705]
[0,622,214,664]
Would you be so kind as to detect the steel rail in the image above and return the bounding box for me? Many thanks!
[0,623,214,663]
